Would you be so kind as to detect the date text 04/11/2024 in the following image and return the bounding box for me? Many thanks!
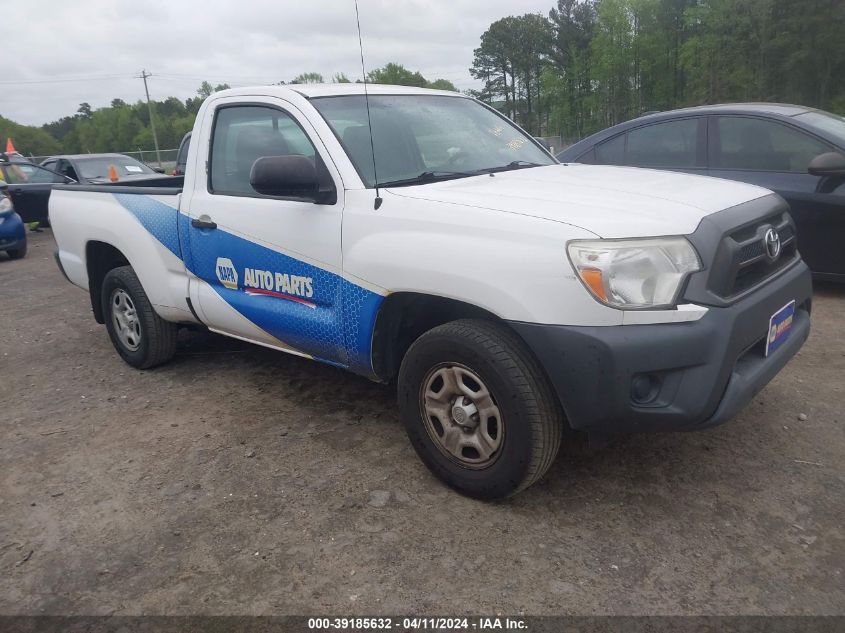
[306,616,528,630]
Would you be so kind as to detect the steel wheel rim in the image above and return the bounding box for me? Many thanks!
[420,362,504,469]
[110,288,142,352]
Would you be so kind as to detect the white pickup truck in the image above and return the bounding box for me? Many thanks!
[50,85,812,499]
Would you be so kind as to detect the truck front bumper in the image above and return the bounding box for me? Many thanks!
[510,260,812,433]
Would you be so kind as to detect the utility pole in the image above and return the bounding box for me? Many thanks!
[140,69,162,167]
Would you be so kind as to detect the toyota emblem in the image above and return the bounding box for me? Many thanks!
[764,227,781,260]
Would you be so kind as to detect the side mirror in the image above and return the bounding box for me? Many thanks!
[250,155,335,203]
[534,137,552,152]
[808,151,845,177]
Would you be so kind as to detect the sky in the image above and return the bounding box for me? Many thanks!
[1,0,552,126]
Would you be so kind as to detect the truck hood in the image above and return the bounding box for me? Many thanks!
[384,164,772,238]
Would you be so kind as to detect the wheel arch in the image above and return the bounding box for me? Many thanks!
[371,292,513,383]
[86,240,130,323]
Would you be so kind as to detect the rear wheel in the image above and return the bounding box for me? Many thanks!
[102,265,177,369]
[398,319,563,500]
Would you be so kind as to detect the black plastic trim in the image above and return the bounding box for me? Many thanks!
[684,193,799,307]
[185,296,204,325]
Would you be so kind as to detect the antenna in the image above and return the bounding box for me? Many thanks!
[354,0,382,210]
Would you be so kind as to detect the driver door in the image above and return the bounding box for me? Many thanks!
[182,97,348,364]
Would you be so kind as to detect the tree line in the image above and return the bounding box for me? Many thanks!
[0,65,457,158]
[3,2,843,159]
[470,0,845,140]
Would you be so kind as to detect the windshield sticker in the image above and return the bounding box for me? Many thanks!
[125,165,144,173]
[506,138,526,151]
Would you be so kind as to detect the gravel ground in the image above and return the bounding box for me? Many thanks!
[1,230,843,616]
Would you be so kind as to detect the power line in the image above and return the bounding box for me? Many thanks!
[0,74,135,85]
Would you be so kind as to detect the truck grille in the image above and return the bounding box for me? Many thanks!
[683,195,801,307]
[724,215,797,297]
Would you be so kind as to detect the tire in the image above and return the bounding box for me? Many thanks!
[7,243,27,259]
[398,319,563,500]
[101,265,177,369]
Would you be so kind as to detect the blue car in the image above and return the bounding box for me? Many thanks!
[0,180,27,259]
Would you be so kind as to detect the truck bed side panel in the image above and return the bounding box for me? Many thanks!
[50,188,196,324]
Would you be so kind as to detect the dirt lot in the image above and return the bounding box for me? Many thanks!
[1,230,843,616]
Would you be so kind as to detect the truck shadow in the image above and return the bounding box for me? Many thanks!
[161,326,798,513]
[168,325,396,414]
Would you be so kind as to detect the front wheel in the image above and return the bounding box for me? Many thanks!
[102,265,177,369]
[398,319,563,500]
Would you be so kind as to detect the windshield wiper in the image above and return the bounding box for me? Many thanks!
[378,170,481,188]
[480,160,544,174]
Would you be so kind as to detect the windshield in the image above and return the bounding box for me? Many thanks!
[311,95,555,187]
[794,110,845,149]
[76,156,155,180]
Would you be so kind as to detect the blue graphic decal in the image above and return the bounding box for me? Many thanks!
[187,224,382,372]
[112,193,182,258]
[342,281,384,375]
[111,193,383,375]
[178,211,196,271]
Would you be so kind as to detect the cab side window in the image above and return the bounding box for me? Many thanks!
[210,105,317,196]
[712,116,832,172]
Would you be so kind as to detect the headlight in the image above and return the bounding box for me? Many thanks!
[567,237,701,309]
[0,196,11,213]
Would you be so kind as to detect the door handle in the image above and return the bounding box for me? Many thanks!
[191,215,217,230]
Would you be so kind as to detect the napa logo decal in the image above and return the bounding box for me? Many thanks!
[215,256,316,309]
[215,257,239,290]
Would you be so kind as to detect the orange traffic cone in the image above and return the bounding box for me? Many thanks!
[108,165,119,182]
[5,138,16,153]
